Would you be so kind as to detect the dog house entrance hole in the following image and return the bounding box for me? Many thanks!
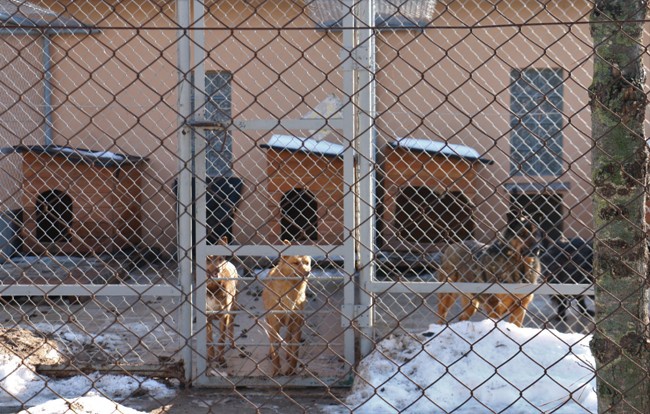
[280,189,318,242]
[395,186,474,243]
[36,189,73,243]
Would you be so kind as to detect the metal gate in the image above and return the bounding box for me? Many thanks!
[178,0,375,386]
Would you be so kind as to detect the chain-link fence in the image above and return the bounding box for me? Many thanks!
[0,0,648,412]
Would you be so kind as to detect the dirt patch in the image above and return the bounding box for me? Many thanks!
[0,327,66,366]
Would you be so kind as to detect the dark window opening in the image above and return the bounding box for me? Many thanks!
[36,189,73,243]
[280,189,318,242]
[395,186,474,244]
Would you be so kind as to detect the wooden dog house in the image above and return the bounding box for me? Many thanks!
[381,138,492,249]
[261,135,491,249]
[14,145,147,255]
[261,135,345,244]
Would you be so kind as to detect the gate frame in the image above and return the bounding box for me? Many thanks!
[179,0,366,387]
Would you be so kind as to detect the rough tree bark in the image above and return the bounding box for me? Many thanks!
[589,0,650,412]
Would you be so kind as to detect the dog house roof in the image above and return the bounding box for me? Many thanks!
[0,0,96,33]
[11,145,148,168]
[261,134,345,158]
[389,137,493,164]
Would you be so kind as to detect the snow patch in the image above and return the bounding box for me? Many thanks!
[337,320,596,413]
[392,137,485,161]
[264,135,345,156]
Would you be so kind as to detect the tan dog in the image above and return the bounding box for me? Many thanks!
[437,236,540,327]
[261,241,312,376]
[206,238,239,367]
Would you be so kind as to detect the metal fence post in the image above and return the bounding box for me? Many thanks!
[176,0,193,386]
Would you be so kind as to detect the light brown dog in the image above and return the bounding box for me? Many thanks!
[206,239,239,367]
[261,241,312,376]
[437,236,540,327]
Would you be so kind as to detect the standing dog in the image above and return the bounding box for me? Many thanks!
[437,216,541,327]
[206,238,239,367]
[261,241,312,376]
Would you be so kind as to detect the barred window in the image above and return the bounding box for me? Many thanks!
[510,68,564,177]
[306,0,438,29]
[190,70,233,177]
[205,71,233,177]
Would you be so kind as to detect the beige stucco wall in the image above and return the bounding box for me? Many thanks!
[0,34,45,212]
[24,0,619,254]
[40,1,180,254]
[373,0,595,240]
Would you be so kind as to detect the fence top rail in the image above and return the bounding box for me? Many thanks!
[366,282,594,296]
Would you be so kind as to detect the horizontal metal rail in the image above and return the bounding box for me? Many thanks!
[0,284,181,297]
[366,282,594,296]
[205,244,346,257]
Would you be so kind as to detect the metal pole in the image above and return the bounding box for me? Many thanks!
[356,0,376,358]
[42,35,53,146]
[341,0,357,370]
[176,0,193,386]
[191,0,209,384]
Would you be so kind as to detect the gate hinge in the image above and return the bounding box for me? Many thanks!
[341,304,371,328]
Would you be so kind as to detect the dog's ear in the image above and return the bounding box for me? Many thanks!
[279,240,292,260]
[219,236,229,246]
[206,255,217,270]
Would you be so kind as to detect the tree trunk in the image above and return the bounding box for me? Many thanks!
[589,1,650,412]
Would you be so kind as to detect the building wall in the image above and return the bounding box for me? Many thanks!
[27,0,622,253]
[0,34,44,212]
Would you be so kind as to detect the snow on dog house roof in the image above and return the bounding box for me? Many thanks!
[389,137,493,164]
[260,134,345,158]
[12,145,148,168]
[0,0,96,33]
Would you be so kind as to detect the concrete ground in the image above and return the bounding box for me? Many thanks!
[136,388,349,413]
[0,258,596,413]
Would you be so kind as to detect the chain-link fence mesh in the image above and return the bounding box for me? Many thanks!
[0,0,648,412]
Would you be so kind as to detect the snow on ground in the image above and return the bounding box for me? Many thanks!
[0,327,175,414]
[17,396,147,414]
[335,320,597,414]
[0,350,174,413]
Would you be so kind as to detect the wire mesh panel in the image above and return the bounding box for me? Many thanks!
[0,0,648,412]
[0,1,186,411]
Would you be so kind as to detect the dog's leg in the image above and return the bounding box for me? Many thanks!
[216,313,229,367]
[265,314,283,376]
[227,308,236,348]
[437,293,458,323]
[207,316,215,362]
[225,295,236,349]
[482,295,508,322]
[458,295,480,321]
[509,294,533,327]
[437,265,459,323]
[285,312,304,376]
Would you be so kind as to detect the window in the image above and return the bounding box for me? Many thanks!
[205,71,233,177]
[306,0,438,29]
[510,68,564,177]
[192,71,233,177]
